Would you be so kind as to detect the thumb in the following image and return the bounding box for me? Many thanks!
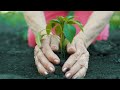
[50,35,60,51]
[67,41,76,54]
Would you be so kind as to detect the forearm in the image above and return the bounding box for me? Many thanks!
[78,11,114,48]
[23,11,47,36]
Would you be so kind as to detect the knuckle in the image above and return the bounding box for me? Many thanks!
[41,48,45,54]
[43,63,49,68]
[37,51,42,56]
[47,54,53,60]
[47,54,54,61]
[76,62,81,67]
[42,47,49,54]
[69,47,75,52]
[64,63,72,68]
[75,52,80,58]
[51,45,58,51]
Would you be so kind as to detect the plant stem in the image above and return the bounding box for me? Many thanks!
[60,22,66,59]
[60,33,62,51]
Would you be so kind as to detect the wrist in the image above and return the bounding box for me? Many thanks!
[77,31,88,48]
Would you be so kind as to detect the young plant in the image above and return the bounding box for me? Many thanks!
[46,16,84,57]
[35,16,84,58]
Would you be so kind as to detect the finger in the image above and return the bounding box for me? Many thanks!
[41,35,51,47]
[34,56,48,75]
[34,45,39,55]
[72,67,87,79]
[72,54,89,79]
[62,50,83,73]
[50,35,60,51]
[42,36,60,64]
[67,41,76,54]
[65,53,89,79]
[65,59,84,79]
[42,46,60,64]
[37,50,55,73]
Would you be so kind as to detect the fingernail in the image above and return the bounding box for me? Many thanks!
[73,76,83,79]
[54,59,59,63]
[66,73,71,78]
[49,67,54,72]
[69,48,74,52]
[73,76,78,79]
[44,71,48,75]
[84,73,86,77]
[63,68,67,72]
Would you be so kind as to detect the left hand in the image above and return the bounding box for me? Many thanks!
[62,34,90,79]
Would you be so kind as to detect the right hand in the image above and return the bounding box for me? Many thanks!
[34,35,60,75]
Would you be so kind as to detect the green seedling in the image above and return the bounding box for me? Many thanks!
[36,16,84,58]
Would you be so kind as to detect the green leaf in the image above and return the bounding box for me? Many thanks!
[67,20,84,31]
[63,38,69,48]
[57,16,68,23]
[50,19,60,24]
[35,32,41,48]
[67,20,76,24]
[46,22,52,35]
[63,23,76,43]
[55,25,62,36]
[46,19,61,35]
[66,16,74,20]
[74,20,84,31]
[57,16,64,22]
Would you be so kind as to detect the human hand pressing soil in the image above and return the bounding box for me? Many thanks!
[34,34,89,79]
[34,35,60,75]
[62,34,89,79]
[62,11,114,79]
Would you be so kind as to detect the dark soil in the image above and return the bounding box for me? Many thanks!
[0,22,120,79]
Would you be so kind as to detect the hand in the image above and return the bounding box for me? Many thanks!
[34,35,60,75]
[62,34,89,79]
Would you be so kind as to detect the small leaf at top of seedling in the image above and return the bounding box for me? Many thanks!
[66,16,74,20]
[35,32,41,48]
[67,20,76,24]
[63,23,76,43]
[57,16,64,22]
[50,19,60,24]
